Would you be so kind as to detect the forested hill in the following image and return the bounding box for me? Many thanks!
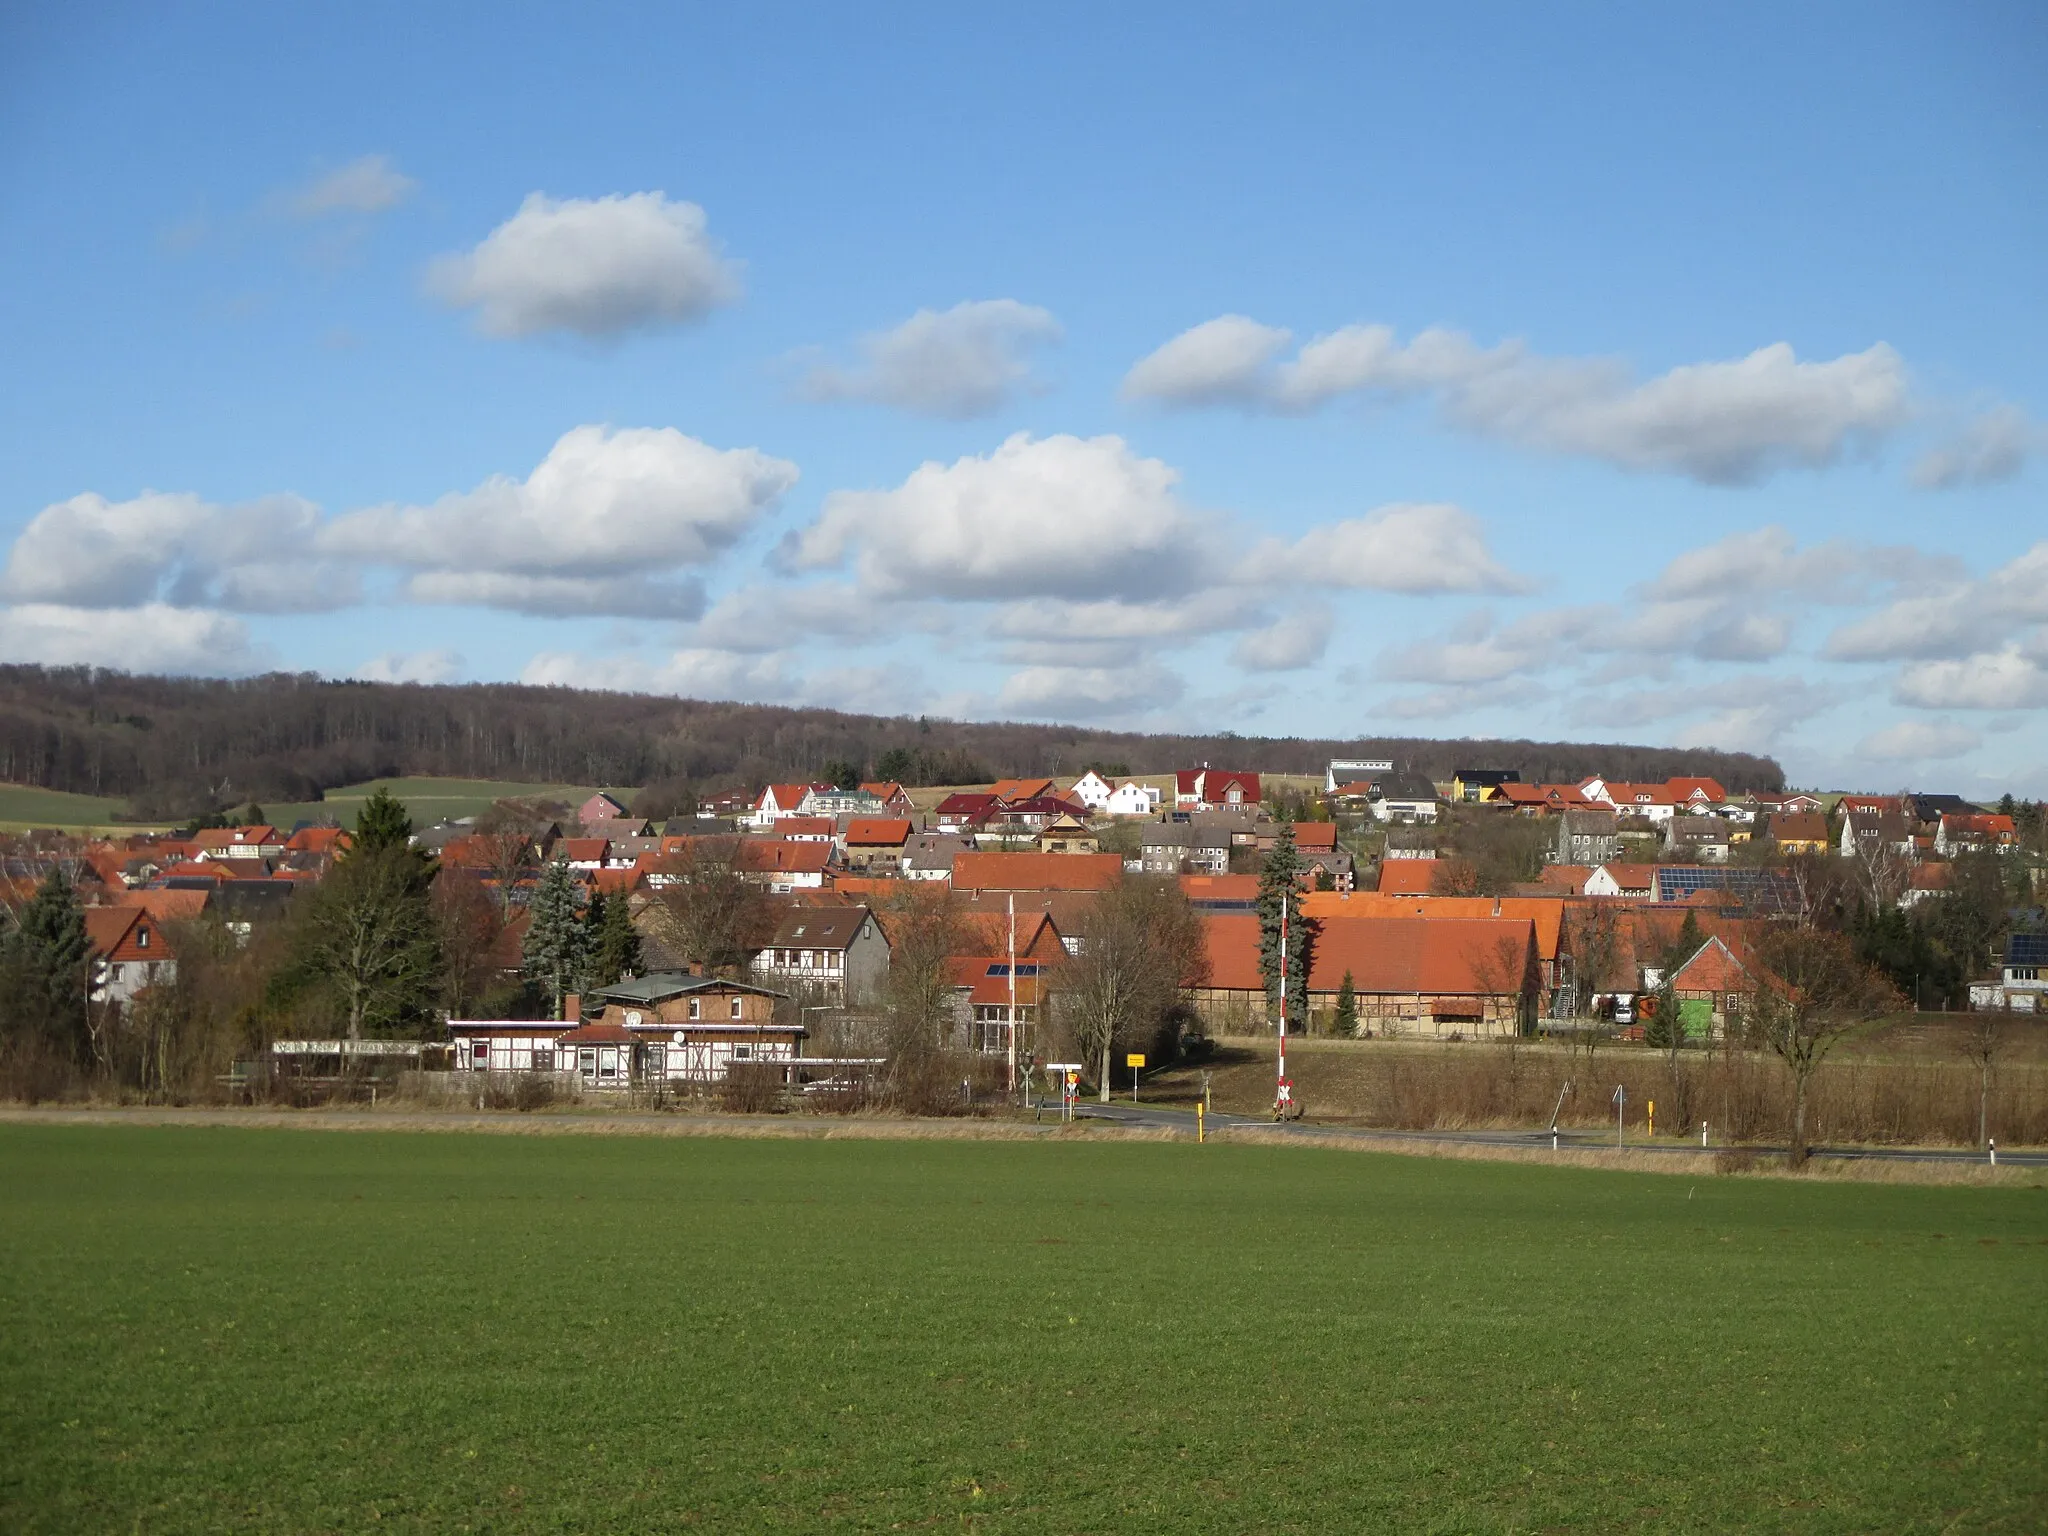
[0,666,1785,817]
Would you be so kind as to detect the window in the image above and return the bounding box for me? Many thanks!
[472,1040,489,1069]
[137,927,150,949]
[578,1047,597,1079]
[730,997,743,1019]
[532,1048,554,1072]
[733,1045,752,1060]
[688,999,700,1020]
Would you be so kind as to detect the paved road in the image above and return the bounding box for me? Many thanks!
[1075,1101,2048,1168]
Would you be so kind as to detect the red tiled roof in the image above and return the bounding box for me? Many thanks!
[84,906,173,963]
[735,841,834,874]
[769,817,836,839]
[990,778,1058,802]
[1201,913,1535,996]
[560,838,609,861]
[1299,891,1566,966]
[109,888,210,921]
[1179,873,1260,903]
[554,1019,635,1044]
[284,826,350,854]
[946,955,1048,1007]
[845,818,912,847]
[951,851,1124,893]
[1289,822,1338,852]
[1374,861,1443,896]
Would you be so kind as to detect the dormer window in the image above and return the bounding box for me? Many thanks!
[137,927,150,948]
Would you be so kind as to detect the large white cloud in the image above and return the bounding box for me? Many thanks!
[1240,503,1529,594]
[1893,646,2048,711]
[0,491,358,613]
[427,192,741,339]
[783,432,1208,602]
[0,603,258,673]
[325,426,796,579]
[1825,541,2048,661]
[1126,318,1911,484]
[799,300,1062,418]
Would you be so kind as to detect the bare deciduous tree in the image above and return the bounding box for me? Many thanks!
[1751,925,1901,1166]
[1057,877,1206,1102]
[647,838,775,977]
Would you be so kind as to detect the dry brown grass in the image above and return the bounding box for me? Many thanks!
[1164,1035,2048,1148]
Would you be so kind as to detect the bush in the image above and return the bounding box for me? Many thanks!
[720,1061,787,1114]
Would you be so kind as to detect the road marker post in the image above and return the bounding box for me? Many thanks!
[1612,1084,1626,1148]
[1197,1103,1205,1143]
[1648,1099,1655,1137]
[1990,1138,1997,1167]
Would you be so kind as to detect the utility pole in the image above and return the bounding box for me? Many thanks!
[1275,890,1293,1120]
[1006,893,1017,1098]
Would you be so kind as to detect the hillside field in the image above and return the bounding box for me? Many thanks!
[1,1125,2043,1533]
[0,783,145,832]
[258,777,617,830]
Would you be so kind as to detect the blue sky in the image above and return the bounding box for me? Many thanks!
[1,4,2043,791]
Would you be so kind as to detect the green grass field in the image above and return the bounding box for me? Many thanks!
[1,1126,2043,1532]
[0,783,144,832]
[262,777,617,830]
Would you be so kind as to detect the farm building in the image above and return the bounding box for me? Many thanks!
[447,973,799,1086]
[1193,913,1540,1039]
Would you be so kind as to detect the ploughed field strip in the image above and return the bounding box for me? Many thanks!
[1,1126,2043,1533]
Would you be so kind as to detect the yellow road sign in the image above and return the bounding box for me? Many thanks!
[1126,1053,1146,1069]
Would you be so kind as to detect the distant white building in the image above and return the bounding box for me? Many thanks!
[1326,759,1392,793]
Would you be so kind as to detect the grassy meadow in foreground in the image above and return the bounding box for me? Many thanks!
[0,1125,2043,1533]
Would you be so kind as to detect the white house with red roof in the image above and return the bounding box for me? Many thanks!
[1175,769,1261,809]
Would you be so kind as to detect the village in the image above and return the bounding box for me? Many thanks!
[4,759,2042,1105]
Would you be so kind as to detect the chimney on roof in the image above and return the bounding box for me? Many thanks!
[563,993,580,1023]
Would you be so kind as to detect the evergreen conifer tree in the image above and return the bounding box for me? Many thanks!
[1257,823,1311,1028]
[523,859,588,1018]
[584,889,643,990]
[0,866,92,1063]
[1333,969,1358,1038]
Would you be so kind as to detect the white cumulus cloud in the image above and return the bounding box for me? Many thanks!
[427,192,741,339]
[783,432,1208,602]
[0,490,358,613]
[1893,647,2048,711]
[1241,503,1529,594]
[324,425,796,579]
[1125,317,1911,484]
[1120,315,1293,405]
[401,572,706,620]
[0,603,258,673]
[800,300,1062,418]
[1826,541,2048,662]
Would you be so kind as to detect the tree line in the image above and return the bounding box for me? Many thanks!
[0,664,1784,819]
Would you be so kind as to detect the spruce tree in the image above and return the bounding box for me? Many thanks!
[523,859,588,1018]
[0,867,92,1063]
[1333,970,1358,1038]
[584,889,643,990]
[352,788,416,855]
[1257,823,1310,1028]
